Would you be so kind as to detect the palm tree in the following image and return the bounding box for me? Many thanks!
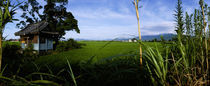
[0,0,21,71]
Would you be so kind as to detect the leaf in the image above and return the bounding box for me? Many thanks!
[30,80,60,86]
[66,58,77,86]
[0,64,7,76]
[0,75,14,82]
[30,72,64,81]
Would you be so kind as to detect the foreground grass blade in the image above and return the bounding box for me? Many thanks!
[0,64,7,76]
[142,42,168,85]
[30,80,59,86]
[66,58,77,86]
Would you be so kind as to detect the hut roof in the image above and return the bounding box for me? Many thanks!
[15,21,59,36]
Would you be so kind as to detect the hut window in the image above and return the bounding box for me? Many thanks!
[40,37,46,43]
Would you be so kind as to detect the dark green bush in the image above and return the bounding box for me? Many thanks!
[56,38,85,52]
[2,42,39,76]
[15,56,151,86]
[22,43,38,62]
[2,42,23,75]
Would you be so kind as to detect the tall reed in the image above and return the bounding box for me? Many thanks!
[143,0,209,85]
[133,0,143,67]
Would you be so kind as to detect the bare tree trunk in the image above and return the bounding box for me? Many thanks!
[134,0,143,67]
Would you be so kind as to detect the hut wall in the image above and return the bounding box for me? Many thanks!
[33,35,39,50]
[21,43,25,49]
[19,35,40,50]
[47,39,53,49]
[32,35,38,43]
[20,37,26,43]
[33,44,39,50]
[19,35,53,51]
[39,38,53,50]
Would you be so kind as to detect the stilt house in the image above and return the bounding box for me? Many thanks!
[15,21,59,51]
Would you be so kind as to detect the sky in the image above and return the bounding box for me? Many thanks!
[3,0,210,40]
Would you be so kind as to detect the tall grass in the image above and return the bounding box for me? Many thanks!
[143,0,209,85]
[0,59,78,86]
[142,42,169,85]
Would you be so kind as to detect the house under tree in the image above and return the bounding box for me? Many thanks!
[15,21,59,51]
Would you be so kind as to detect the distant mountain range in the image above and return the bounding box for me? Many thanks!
[141,33,176,41]
[114,33,176,41]
[75,33,176,41]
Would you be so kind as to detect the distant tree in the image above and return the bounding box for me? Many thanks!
[17,0,80,47]
[0,0,21,71]
[131,38,137,42]
[152,38,157,42]
[160,35,165,42]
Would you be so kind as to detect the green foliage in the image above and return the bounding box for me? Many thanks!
[38,41,161,65]
[2,42,38,76]
[0,75,60,86]
[2,42,22,75]
[76,56,150,86]
[66,59,77,86]
[56,39,84,52]
[143,0,209,85]
[174,0,185,36]
[142,42,168,85]
[185,12,193,35]
[0,0,21,72]
[0,41,163,86]
[194,9,200,36]
[0,0,21,29]
[17,0,80,41]
[22,43,38,62]
[0,55,151,86]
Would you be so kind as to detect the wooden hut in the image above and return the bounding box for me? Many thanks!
[15,21,59,51]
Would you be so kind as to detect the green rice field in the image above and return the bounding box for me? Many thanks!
[36,41,162,66]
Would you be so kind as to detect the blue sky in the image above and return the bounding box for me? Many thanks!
[4,0,210,40]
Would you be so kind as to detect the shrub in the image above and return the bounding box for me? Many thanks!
[2,42,39,76]
[2,42,23,75]
[22,43,38,62]
[56,38,85,52]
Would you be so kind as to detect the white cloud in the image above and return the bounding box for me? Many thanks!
[64,0,177,40]
[6,0,198,40]
[64,20,176,40]
[70,7,134,20]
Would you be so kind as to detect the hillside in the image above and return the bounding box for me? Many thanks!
[115,33,176,41]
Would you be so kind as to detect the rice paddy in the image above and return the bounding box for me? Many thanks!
[36,41,162,66]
